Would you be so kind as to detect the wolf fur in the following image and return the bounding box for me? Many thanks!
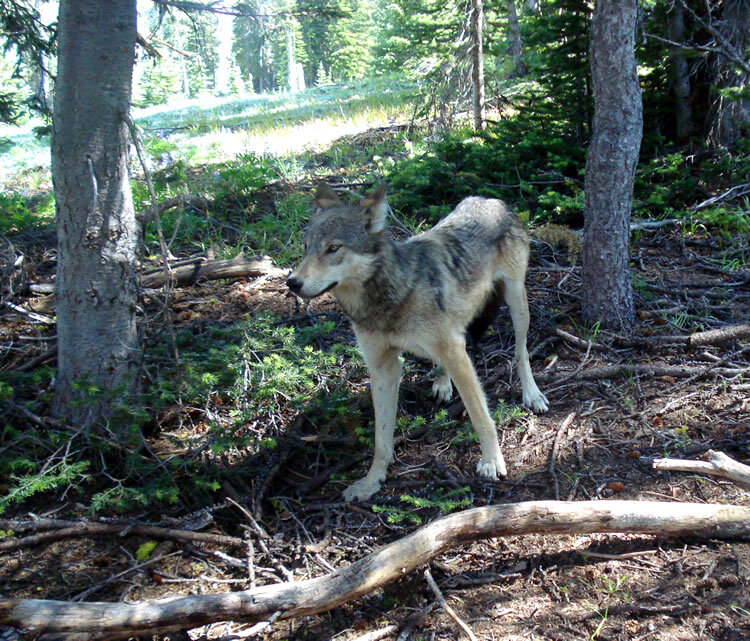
[287,183,548,501]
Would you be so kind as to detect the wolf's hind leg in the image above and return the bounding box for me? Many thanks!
[343,344,401,502]
[431,336,507,479]
[501,278,549,414]
[431,366,453,402]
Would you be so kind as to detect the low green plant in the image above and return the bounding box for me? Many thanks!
[493,399,528,427]
[372,487,472,525]
[0,313,351,514]
[567,317,602,342]
[216,152,276,198]
[579,574,630,641]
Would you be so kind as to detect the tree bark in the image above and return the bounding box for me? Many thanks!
[51,0,141,427]
[470,0,486,130]
[1,501,749,639]
[581,0,642,331]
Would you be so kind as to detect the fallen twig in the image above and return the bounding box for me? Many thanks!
[424,567,478,641]
[606,323,750,349]
[350,624,399,641]
[629,218,680,231]
[3,301,54,325]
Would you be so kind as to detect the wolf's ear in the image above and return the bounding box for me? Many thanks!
[314,183,342,212]
[359,184,388,233]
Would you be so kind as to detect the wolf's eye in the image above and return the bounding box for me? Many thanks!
[327,244,341,254]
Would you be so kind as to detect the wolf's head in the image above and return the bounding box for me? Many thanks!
[287,183,388,299]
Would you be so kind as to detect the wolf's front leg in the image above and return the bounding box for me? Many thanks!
[343,345,401,502]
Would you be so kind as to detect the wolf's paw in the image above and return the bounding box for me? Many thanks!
[343,476,382,502]
[523,388,549,414]
[476,454,507,480]
[432,370,453,403]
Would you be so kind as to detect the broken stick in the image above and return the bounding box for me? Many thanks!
[652,450,750,489]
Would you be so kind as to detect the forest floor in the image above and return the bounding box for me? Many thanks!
[1,136,750,639]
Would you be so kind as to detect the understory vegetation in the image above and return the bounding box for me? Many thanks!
[1,71,749,517]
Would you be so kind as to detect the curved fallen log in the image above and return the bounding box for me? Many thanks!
[2,500,750,640]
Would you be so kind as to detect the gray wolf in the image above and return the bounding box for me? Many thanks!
[287,184,548,501]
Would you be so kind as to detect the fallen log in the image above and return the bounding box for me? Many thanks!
[687,323,750,347]
[140,255,285,289]
[653,450,750,489]
[2,500,749,640]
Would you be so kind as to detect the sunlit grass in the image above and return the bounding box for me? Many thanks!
[0,76,415,189]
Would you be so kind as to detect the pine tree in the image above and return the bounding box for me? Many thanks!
[329,0,374,81]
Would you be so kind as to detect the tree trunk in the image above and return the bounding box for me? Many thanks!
[470,0,485,130]
[581,0,642,331]
[505,0,527,77]
[668,2,693,141]
[214,0,235,95]
[51,0,141,428]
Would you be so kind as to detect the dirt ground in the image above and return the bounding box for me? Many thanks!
[1,222,749,641]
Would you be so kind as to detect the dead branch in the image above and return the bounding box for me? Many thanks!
[545,363,749,383]
[629,218,680,231]
[692,183,750,211]
[0,521,244,553]
[2,500,749,639]
[140,255,284,289]
[126,114,181,359]
[674,0,750,75]
[606,323,750,349]
[350,624,399,641]
[653,450,750,489]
